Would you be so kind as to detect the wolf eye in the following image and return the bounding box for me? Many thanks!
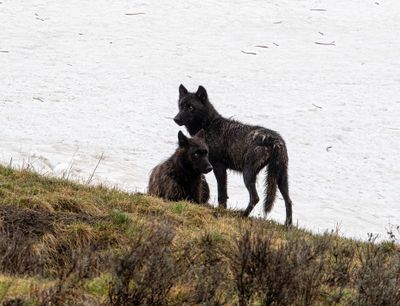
[188,105,194,112]
[193,152,199,159]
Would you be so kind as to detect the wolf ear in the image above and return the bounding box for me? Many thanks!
[178,131,189,147]
[195,129,206,140]
[196,85,208,103]
[179,84,188,98]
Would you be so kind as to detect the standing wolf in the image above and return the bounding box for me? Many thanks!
[148,130,212,204]
[174,85,293,225]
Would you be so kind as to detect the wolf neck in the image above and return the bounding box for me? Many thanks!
[173,149,201,180]
[187,101,221,136]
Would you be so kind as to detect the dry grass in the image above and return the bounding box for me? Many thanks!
[0,165,399,305]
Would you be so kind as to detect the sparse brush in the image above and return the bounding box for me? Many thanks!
[183,232,231,305]
[107,222,179,306]
[350,238,400,306]
[323,236,356,305]
[34,247,104,306]
[230,225,332,306]
[0,206,52,276]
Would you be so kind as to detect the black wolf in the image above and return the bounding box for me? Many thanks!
[174,85,293,225]
[148,130,212,204]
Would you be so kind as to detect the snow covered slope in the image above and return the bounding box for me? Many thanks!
[1,0,399,239]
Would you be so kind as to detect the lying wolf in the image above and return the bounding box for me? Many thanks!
[174,85,293,225]
[148,130,212,204]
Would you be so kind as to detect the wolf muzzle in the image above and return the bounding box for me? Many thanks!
[203,164,213,174]
[174,114,184,126]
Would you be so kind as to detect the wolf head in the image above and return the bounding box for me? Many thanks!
[177,129,213,174]
[174,84,218,135]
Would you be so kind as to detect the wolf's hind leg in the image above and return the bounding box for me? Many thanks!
[277,170,293,226]
[242,167,260,217]
[213,162,228,208]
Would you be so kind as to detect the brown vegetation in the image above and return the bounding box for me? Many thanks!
[0,165,399,305]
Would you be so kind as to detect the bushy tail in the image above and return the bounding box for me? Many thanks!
[264,138,288,214]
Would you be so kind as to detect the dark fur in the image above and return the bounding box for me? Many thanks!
[148,130,212,204]
[174,85,293,225]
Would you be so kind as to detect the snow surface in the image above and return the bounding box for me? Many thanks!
[1,0,399,240]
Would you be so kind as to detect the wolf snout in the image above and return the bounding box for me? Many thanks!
[174,114,184,126]
[204,165,213,174]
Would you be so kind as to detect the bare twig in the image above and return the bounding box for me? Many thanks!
[35,14,44,21]
[310,8,327,11]
[0,50,9,53]
[33,97,44,102]
[64,149,79,179]
[314,41,336,46]
[87,153,104,184]
[125,12,145,16]
[318,31,324,36]
[273,42,279,46]
[273,21,283,24]
[326,146,332,152]
[255,45,269,48]
[312,103,322,109]
[241,50,257,55]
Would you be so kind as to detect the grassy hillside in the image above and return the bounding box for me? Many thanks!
[0,165,399,305]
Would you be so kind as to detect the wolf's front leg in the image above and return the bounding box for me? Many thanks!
[213,162,228,208]
[198,176,210,204]
[242,167,260,217]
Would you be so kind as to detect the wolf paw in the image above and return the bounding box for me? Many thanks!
[241,210,250,218]
[284,218,293,227]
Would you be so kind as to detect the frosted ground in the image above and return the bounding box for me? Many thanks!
[1,0,399,240]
